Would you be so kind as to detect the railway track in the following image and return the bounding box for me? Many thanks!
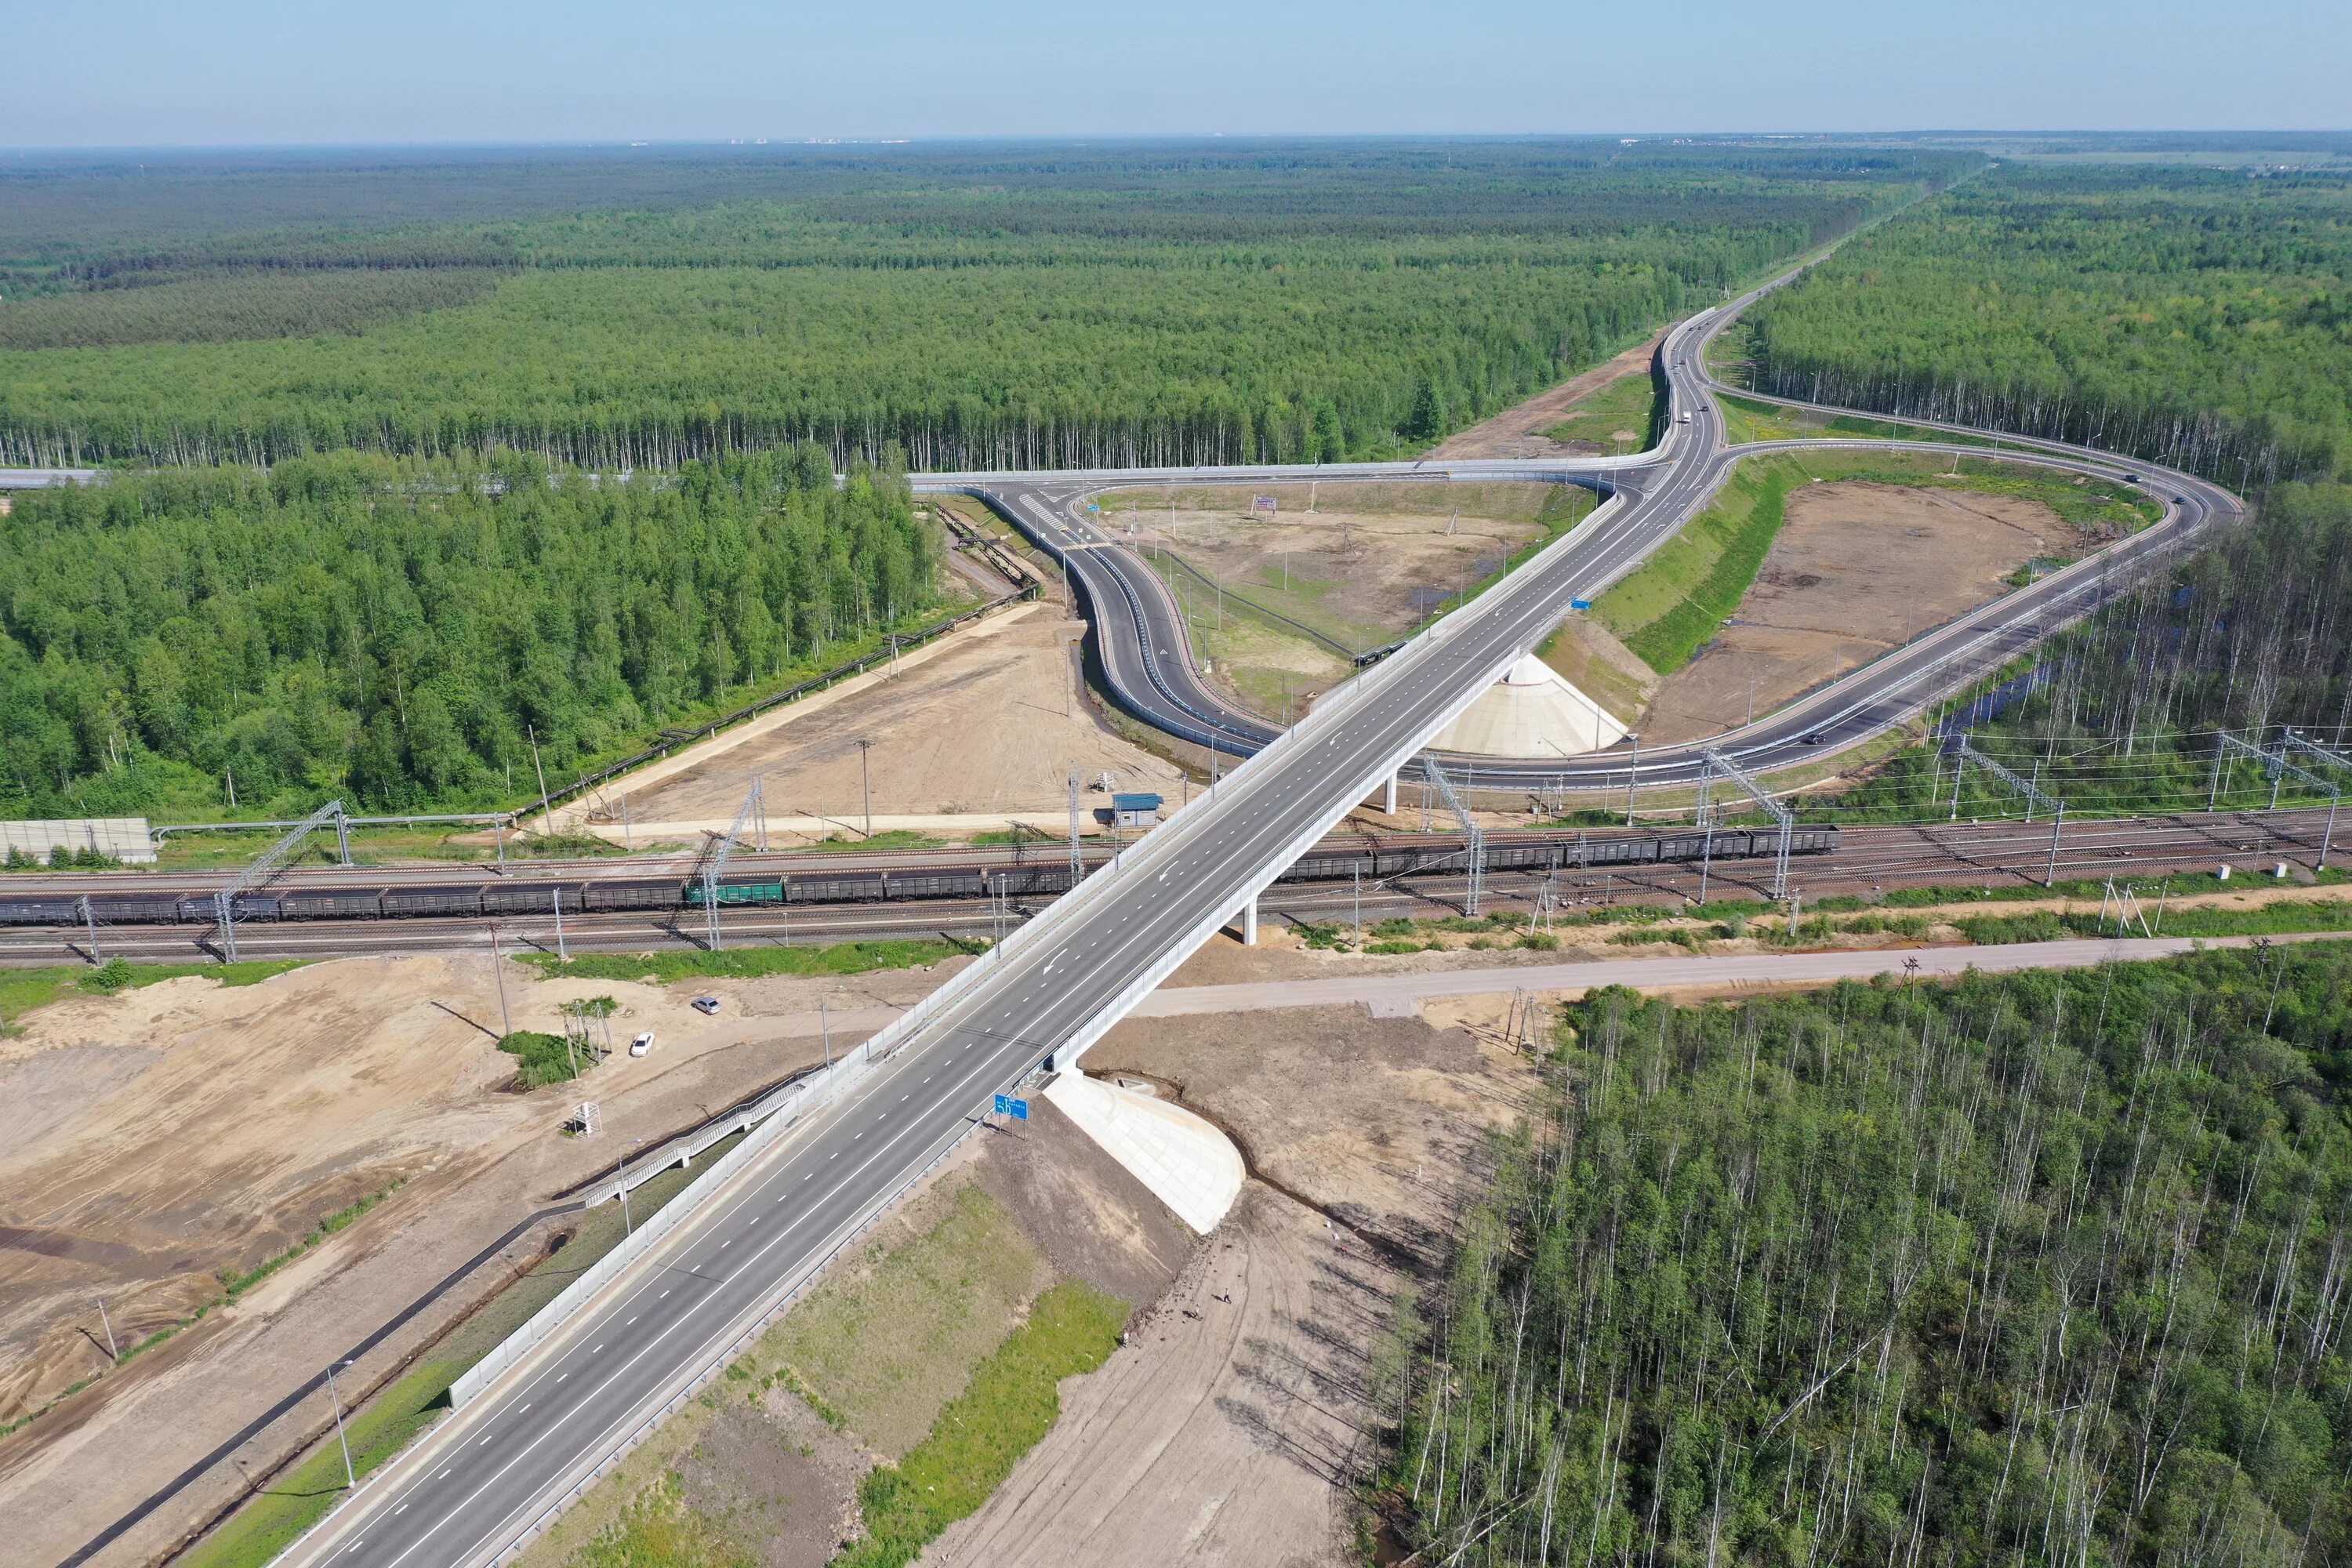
[4,808,2329,966]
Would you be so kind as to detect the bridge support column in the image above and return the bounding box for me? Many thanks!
[1241,896,1258,946]
[1382,772,1399,815]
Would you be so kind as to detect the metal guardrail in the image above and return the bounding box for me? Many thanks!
[445,1038,880,1408]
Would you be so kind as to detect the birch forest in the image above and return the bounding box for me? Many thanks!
[1386,950,2352,1566]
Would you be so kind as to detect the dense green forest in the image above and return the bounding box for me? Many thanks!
[1385,948,2352,1566]
[0,446,935,817]
[1740,164,2352,486]
[0,142,1973,469]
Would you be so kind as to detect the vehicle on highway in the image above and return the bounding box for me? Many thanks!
[691,996,721,1015]
[1800,731,1827,745]
[1678,412,1692,423]
[630,1030,656,1056]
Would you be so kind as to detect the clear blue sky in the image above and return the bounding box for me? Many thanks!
[5,0,2343,147]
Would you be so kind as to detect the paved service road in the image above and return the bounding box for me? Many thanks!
[280,242,2245,1567]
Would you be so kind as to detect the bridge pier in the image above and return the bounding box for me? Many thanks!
[1240,896,1258,946]
[1383,771,1398,815]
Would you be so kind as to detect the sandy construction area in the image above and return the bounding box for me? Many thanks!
[613,607,1182,833]
[1639,481,2091,745]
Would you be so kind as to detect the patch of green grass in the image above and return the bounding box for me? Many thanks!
[563,1473,753,1568]
[837,1279,1127,1568]
[1596,456,1799,673]
[521,938,956,985]
[806,829,946,852]
[0,957,303,1034]
[768,1183,1046,1457]
[499,1029,592,1089]
[1959,899,2352,946]
[1541,372,1661,453]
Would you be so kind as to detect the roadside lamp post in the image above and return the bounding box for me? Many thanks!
[325,1359,358,1489]
[1624,734,1641,827]
[618,1137,644,1236]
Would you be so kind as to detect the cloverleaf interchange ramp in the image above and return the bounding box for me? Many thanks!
[274,256,2235,1568]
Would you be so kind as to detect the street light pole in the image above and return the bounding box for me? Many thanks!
[617,1137,643,1236]
[325,1359,358,1489]
[1624,734,1641,828]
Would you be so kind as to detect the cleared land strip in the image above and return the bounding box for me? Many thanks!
[1131,931,2352,1016]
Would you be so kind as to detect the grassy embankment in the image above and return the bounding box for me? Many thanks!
[535,1180,1124,1568]
[1582,449,2154,677]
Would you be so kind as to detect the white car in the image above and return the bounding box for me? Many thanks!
[629,1031,656,1058]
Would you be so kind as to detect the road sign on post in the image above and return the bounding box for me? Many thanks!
[993,1093,1029,1120]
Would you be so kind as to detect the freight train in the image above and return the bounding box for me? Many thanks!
[0,826,1837,927]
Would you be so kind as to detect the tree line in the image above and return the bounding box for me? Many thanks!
[0,145,1977,471]
[1741,164,2352,488]
[0,446,936,818]
[1384,949,2352,1565]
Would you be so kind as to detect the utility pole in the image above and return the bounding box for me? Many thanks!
[96,1298,119,1360]
[857,739,876,838]
[552,887,568,963]
[1624,734,1641,827]
[1352,862,1362,947]
[79,895,99,964]
[488,921,513,1038]
[1068,768,1085,883]
[528,726,554,839]
[325,1359,358,1489]
[820,989,833,1069]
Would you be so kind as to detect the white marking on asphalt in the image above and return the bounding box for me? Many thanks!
[396,1504,408,1515]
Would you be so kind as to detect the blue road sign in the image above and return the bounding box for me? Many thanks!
[993,1092,1011,1116]
[1009,1098,1029,1120]
[1570,597,1592,612]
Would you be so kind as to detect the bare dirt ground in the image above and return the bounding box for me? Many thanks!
[1096,482,1559,721]
[929,978,1546,1568]
[0,953,963,1568]
[614,606,1182,833]
[1639,481,2092,745]
[1425,332,1664,459]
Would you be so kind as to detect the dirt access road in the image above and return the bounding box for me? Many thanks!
[1638,480,2096,745]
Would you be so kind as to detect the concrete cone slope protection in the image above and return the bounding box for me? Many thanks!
[1430,653,1628,757]
[1043,1073,1245,1233]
